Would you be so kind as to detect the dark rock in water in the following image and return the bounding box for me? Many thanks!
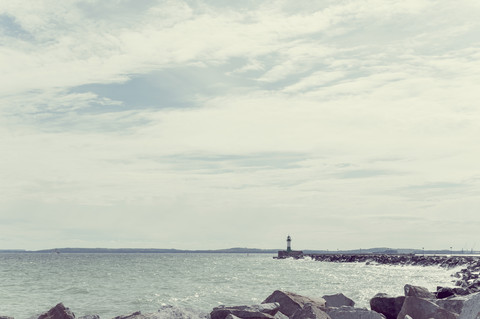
[290,304,330,319]
[397,296,458,319]
[263,290,326,317]
[369,293,405,319]
[325,306,386,319]
[38,303,75,319]
[322,293,355,308]
[210,303,280,319]
[468,279,480,292]
[404,284,434,299]
[436,287,456,299]
[111,312,142,319]
[452,287,471,296]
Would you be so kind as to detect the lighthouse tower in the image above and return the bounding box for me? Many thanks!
[287,235,292,252]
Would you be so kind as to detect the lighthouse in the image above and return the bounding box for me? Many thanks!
[275,235,303,259]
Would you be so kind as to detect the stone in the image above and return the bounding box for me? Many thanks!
[78,316,100,319]
[322,293,355,308]
[38,303,75,319]
[369,293,405,319]
[210,303,279,319]
[263,291,326,317]
[291,304,330,319]
[458,292,480,319]
[437,287,456,299]
[403,284,434,299]
[325,306,385,319]
[453,287,471,296]
[112,312,142,319]
[435,296,468,315]
[273,312,289,319]
[397,296,458,319]
[0,317,14,319]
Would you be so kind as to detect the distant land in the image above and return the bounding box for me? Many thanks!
[0,247,478,254]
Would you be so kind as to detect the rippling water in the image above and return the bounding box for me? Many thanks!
[0,253,457,318]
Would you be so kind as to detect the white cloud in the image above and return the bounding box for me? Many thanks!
[1,0,480,250]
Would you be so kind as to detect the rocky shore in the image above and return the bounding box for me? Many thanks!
[2,255,480,319]
[2,285,479,319]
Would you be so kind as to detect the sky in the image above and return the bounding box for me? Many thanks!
[1,0,480,251]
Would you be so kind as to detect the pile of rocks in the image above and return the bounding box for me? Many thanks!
[2,285,480,319]
[452,258,480,293]
[371,284,480,319]
[307,254,479,270]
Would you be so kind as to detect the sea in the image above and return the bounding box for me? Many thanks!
[0,253,459,319]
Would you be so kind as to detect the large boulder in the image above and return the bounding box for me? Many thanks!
[263,291,326,317]
[210,303,280,319]
[38,303,75,319]
[322,294,355,308]
[291,304,330,319]
[458,292,480,319]
[403,284,434,299]
[435,296,469,315]
[326,306,385,319]
[397,296,458,319]
[369,293,405,319]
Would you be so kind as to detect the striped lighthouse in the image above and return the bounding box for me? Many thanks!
[287,235,292,252]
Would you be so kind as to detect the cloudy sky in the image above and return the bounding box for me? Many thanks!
[1,0,479,251]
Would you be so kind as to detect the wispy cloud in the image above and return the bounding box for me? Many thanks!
[1,0,480,250]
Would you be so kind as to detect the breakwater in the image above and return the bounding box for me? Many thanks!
[304,254,479,269]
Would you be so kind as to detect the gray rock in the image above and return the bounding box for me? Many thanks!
[326,306,385,319]
[0,316,14,319]
[397,296,458,319]
[78,316,100,319]
[458,292,480,319]
[369,293,405,319]
[435,296,468,315]
[263,290,326,317]
[453,287,471,296]
[210,303,279,319]
[322,293,355,308]
[273,312,289,319]
[437,287,456,299]
[111,312,142,319]
[38,303,75,319]
[291,304,330,319]
[403,284,434,299]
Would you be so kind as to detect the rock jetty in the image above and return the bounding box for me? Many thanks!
[4,285,480,319]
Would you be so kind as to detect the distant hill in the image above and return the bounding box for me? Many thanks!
[29,247,279,254]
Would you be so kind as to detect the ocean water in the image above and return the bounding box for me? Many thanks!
[0,253,458,318]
